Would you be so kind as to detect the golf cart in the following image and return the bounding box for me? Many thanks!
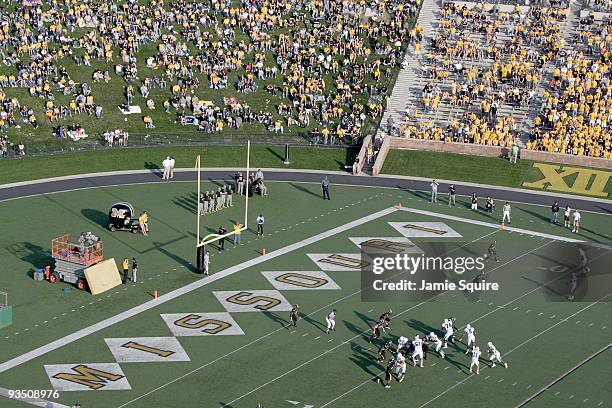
[108,202,140,233]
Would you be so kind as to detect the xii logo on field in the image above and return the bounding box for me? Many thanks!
[523,163,610,197]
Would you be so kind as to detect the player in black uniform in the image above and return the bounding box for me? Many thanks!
[289,304,300,327]
[382,357,395,388]
[369,321,383,343]
[487,240,498,262]
[377,340,393,363]
[379,309,392,331]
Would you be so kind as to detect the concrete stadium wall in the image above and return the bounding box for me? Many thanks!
[372,137,612,175]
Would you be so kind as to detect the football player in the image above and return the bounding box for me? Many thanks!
[469,346,482,375]
[379,309,392,332]
[289,304,300,328]
[464,324,476,354]
[377,340,393,363]
[442,317,456,348]
[369,320,383,343]
[411,335,424,367]
[487,240,498,262]
[325,309,336,334]
[426,332,445,358]
[487,342,508,368]
[383,357,395,388]
[397,335,409,353]
[395,352,407,382]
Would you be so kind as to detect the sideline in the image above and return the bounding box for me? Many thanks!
[0,168,609,209]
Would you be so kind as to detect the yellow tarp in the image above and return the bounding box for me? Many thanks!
[84,258,122,295]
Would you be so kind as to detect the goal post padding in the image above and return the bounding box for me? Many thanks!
[84,258,122,295]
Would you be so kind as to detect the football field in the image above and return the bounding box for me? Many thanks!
[0,180,610,408]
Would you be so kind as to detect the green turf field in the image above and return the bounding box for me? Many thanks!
[0,181,610,408]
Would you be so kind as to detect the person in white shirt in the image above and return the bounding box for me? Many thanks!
[427,332,445,358]
[203,251,210,276]
[397,336,409,353]
[325,309,336,334]
[464,324,476,354]
[572,210,581,233]
[487,342,508,368]
[430,179,439,203]
[442,318,455,348]
[256,214,265,236]
[161,156,171,180]
[412,335,424,367]
[394,352,407,382]
[470,346,482,375]
[169,157,176,179]
[502,202,511,224]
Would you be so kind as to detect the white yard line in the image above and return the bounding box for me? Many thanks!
[397,207,585,243]
[0,388,70,408]
[0,207,397,375]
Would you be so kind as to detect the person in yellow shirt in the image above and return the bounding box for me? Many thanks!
[233,222,243,246]
[138,211,149,236]
[122,258,129,284]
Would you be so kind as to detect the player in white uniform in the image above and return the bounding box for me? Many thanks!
[487,342,508,368]
[325,309,336,334]
[427,332,445,358]
[442,317,455,348]
[397,336,409,353]
[502,202,511,224]
[572,210,581,233]
[568,272,579,301]
[470,346,482,374]
[394,352,407,382]
[464,324,476,354]
[411,335,424,367]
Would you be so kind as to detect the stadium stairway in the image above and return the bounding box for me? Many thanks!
[377,0,441,139]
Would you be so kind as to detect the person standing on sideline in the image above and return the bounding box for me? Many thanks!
[236,173,244,195]
[233,222,243,245]
[161,156,171,180]
[448,184,456,206]
[122,258,129,284]
[502,202,511,225]
[131,258,138,283]
[430,179,439,203]
[169,156,175,179]
[471,192,478,210]
[572,209,581,233]
[138,211,149,236]
[564,205,572,228]
[321,176,331,200]
[551,201,560,224]
[203,251,210,276]
[256,214,265,236]
[325,309,337,334]
[218,225,227,251]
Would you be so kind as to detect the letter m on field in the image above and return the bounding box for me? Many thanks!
[53,364,124,390]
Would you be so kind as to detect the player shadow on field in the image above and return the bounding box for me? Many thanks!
[405,318,438,337]
[343,320,370,342]
[518,207,550,223]
[172,192,199,214]
[289,182,321,198]
[301,314,328,332]
[218,402,235,408]
[262,311,291,329]
[354,311,376,327]
[349,343,384,377]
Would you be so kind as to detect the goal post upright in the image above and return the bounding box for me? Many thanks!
[196,141,251,252]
